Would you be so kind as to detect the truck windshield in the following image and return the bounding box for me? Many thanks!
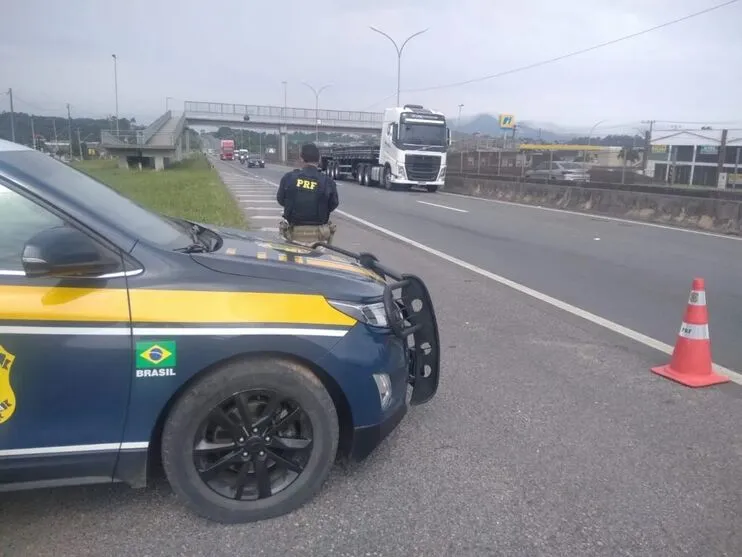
[400,123,447,147]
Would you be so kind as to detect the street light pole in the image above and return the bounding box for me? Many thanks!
[369,26,428,107]
[584,119,607,165]
[166,96,173,111]
[302,82,330,142]
[112,54,119,135]
[282,81,287,121]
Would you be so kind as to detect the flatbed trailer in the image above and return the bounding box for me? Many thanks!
[318,105,451,192]
[320,144,443,192]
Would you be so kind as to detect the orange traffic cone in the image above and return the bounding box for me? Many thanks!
[651,278,729,387]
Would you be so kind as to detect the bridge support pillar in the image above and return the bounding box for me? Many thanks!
[185,130,190,152]
[279,126,288,164]
[117,155,129,170]
[154,156,165,171]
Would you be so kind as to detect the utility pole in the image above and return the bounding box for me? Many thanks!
[303,82,330,142]
[30,116,36,150]
[370,27,428,106]
[112,54,120,135]
[717,128,728,189]
[67,104,73,157]
[8,88,15,142]
[641,119,655,173]
[52,119,58,144]
[77,128,83,158]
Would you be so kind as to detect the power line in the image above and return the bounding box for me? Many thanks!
[364,0,739,108]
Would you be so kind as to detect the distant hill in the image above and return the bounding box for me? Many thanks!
[457,113,576,142]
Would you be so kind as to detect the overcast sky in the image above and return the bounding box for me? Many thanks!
[1,0,741,132]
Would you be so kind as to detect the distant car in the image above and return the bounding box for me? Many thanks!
[247,155,265,168]
[525,161,590,183]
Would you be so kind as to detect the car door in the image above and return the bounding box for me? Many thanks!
[0,181,134,486]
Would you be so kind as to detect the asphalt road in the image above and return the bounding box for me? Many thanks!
[2,158,740,556]
[242,162,742,374]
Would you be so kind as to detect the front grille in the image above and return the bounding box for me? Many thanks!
[405,155,441,181]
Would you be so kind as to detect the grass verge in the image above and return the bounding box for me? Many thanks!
[72,155,247,228]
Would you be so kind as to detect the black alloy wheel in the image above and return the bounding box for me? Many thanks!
[194,389,313,501]
[161,358,339,524]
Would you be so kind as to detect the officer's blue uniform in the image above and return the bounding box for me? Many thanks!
[277,165,339,226]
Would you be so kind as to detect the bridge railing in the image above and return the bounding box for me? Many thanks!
[184,101,383,124]
[100,130,177,148]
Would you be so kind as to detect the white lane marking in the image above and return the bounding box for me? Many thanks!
[251,215,282,220]
[333,209,742,384]
[237,200,275,204]
[243,207,281,211]
[417,200,469,213]
[439,191,742,242]
[221,172,742,383]
[260,227,279,232]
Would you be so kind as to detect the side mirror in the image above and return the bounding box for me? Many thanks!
[22,226,121,278]
[446,128,452,147]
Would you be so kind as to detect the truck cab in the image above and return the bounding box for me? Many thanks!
[380,105,450,191]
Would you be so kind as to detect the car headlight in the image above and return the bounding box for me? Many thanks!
[328,300,388,328]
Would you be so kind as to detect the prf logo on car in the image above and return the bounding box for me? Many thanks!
[135,341,177,378]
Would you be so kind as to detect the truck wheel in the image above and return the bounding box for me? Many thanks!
[358,165,366,185]
[426,184,438,192]
[161,357,339,524]
[363,165,372,187]
[382,166,393,190]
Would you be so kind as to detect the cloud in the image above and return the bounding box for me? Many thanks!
[1,0,740,128]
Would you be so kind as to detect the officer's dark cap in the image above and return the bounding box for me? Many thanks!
[300,143,320,163]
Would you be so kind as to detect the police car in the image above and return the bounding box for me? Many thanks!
[0,140,440,524]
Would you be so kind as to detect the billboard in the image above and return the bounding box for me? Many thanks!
[499,114,515,130]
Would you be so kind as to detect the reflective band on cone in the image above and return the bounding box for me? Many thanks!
[651,277,730,388]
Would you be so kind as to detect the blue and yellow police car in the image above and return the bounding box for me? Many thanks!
[0,140,440,523]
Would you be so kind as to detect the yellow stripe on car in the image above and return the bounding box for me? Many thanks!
[0,286,356,326]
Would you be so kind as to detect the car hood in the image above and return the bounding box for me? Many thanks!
[191,225,388,300]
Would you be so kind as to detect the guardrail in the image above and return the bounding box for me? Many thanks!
[447,170,742,201]
[184,101,383,125]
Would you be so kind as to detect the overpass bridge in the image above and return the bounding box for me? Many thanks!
[101,101,385,167]
[100,110,191,170]
[184,100,384,162]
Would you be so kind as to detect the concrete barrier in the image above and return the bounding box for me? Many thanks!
[443,174,742,235]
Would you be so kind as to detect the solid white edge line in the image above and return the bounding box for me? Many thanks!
[0,441,149,458]
[227,168,742,383]
[416,200,469,213]
[438,190,742,242]
[335,208,742,384]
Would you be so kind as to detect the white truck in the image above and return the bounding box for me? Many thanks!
[320,104,451,192]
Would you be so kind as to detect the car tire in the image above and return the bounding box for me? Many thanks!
[161,356,339,524]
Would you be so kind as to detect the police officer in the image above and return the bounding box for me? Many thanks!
[277,143,339,245]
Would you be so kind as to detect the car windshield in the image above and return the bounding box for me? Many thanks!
[0,150,192,250]
[559,162,583,170]
[399,123,447,146]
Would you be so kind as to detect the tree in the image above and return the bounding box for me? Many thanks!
[618,147,641,164]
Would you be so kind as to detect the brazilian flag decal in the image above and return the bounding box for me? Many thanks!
[136,341,177,368]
